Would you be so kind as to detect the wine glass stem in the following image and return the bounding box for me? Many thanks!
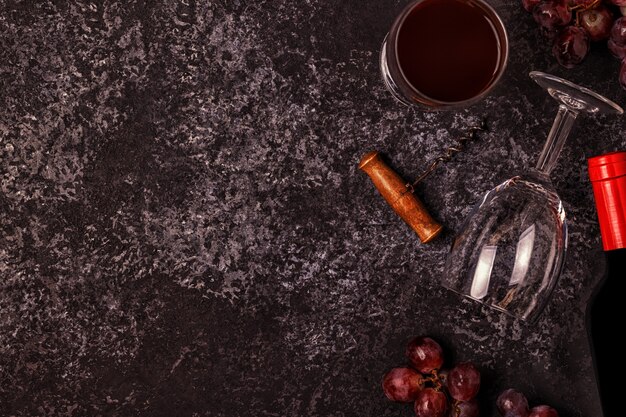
[535,105,579,176]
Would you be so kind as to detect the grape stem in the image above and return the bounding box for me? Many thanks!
[568,0,601,12]
[452,400,461,417]
[425,370,444,390]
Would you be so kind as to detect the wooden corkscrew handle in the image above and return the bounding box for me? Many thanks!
[359,151,443,243]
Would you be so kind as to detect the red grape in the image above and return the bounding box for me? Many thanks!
[414,388,448,417]
[457,399,480,417]
[382,367,424,403]
[611,17,626,46]
[496,389,530,417]
[406,337,444,374]
[619,60,626,89]
[524,0,626,100]
[552,26,590,68]
[523,0,542,12]
[608,38,626,58]
[579,6,613,41]
[446,362,481,401]
[529,405,559,417]
[533,0,572,31]
[446,362,480,401]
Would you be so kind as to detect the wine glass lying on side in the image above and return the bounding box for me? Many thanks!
[442,72,623,323]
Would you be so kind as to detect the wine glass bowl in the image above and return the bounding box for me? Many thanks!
[442,72,623,322]
[444,172,566,322]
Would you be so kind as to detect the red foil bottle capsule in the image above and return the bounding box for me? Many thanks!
[587,151,626,251]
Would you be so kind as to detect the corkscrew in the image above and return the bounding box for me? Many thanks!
[359,120,487,243]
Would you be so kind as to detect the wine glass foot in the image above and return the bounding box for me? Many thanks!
[530,71,624,115]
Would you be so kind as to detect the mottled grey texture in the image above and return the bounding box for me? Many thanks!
[1,0,624,416]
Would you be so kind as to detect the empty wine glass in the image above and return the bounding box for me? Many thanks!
[442,72,623,322]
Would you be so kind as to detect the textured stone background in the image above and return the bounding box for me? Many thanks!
[1,0,625,416]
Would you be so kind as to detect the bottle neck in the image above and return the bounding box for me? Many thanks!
[605,249,626,277]
[606,248,626,258]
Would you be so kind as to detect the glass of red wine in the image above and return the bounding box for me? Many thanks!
[442,72,623,322]
[380,0,508,109]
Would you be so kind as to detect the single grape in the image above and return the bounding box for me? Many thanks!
[611,0,626,6]
[533,0,572,31]
[457,399,480,417]
[496,389,530,417]
[608,39,626,58]
[522,0,542,12]
[611,17,626,46]
[619,60,626,90]
[579,6,613,41]
[406,337,444,374]
[382,367,424,403]
[446,362,481,401]
[552,26,590,68]
[529,405,559,417]
[414,388,448,417]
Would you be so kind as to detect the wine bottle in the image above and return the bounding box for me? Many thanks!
[587,151,626,417]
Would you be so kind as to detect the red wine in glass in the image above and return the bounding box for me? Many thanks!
[380,0,508,109]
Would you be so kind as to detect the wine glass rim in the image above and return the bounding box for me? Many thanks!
[529,71,624,115]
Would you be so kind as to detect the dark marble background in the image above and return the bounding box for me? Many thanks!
[1,1,625,416]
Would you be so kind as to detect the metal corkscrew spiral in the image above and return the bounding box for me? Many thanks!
[408,119,488,190]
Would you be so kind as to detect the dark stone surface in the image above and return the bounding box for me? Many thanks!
[1,1,624,416]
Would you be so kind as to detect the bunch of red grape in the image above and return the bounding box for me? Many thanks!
[522,0,626,88]
[497,389,560,417]
[382,336,481,417]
